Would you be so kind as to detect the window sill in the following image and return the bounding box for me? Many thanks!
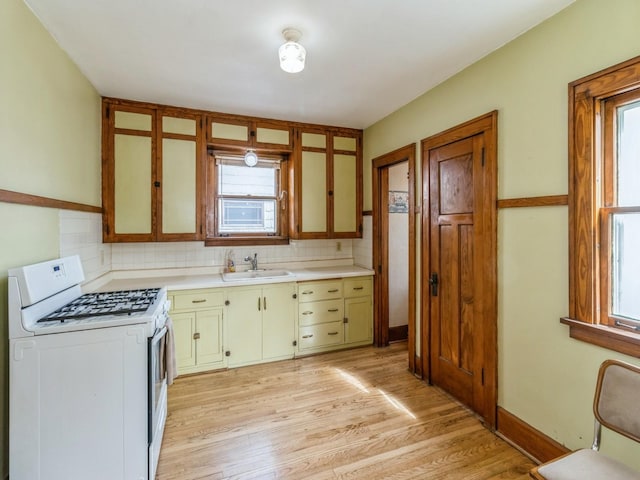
[560,317,640,358]
[205,236,289,247]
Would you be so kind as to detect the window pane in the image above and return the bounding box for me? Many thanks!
[218,199,276,233]
[218,164,276,196]
[611,212,640,321]
[617,101,640,206]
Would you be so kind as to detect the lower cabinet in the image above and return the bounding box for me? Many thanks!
[170,276,372,373]
[225,282,297,368]
[170,288,226,375]
[297,276,373,355]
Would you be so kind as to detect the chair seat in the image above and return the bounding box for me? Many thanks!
[537,449,640,479]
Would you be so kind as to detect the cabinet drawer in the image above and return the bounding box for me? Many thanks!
[298,281,343,302]
[172,290,224,310]
[299,299,344,326]
[344,277,372,298]
[299,322,344,349]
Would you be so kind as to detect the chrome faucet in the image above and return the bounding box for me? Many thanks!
[244,253,258,271]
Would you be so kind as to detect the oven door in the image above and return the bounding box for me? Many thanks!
[148,325,168,477]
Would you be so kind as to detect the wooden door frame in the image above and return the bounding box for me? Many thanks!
[372,144,417,374]
[420,111,498,428]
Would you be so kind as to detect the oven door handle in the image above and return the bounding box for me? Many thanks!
[151,326,168,344]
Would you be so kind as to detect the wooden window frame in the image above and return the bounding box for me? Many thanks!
[562,55,640,357]
[204,150,290,246]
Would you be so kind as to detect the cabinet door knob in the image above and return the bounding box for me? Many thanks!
[344,318,348,324]
[193,332,201,340]
[292,293,297,299]
[225,300,230,306]
[225,350,231,357]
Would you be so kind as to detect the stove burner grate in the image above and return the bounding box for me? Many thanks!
[39,288,161,323]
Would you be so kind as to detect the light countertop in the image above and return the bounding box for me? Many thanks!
[90,264,374,292]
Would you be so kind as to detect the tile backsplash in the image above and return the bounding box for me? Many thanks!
[59,212,374,275]
[110,239,353,270]
[353,216,373,269]
[59,211,111,282]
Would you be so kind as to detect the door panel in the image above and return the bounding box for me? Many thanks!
[429,134,484,416]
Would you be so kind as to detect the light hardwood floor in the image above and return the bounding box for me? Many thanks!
[156,343,535,479]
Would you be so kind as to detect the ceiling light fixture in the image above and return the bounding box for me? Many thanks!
[279,28,306,73]
[244,150,258,167]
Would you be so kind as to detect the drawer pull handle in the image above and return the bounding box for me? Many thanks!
[192,299,207,304]
[328,289,339,293]
[353,287,364,291]
[328,331,339,336]
[302,311,313,315]
[328,308,339,312]
[302,334,314,339]
[302,290,314,295]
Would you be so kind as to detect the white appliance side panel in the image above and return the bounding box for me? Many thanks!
[9,255,84,307]
[10,326,148,480]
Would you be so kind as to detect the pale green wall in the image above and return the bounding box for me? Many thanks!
[0,0,101,476]
[364,0,640,469]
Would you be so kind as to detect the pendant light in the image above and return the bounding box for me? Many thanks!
[279,28,306,73]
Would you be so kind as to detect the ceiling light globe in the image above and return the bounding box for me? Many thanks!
[279,41,306,73]
[244,150,258,167]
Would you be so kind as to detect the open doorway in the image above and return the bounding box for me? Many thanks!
[372,144,417,374]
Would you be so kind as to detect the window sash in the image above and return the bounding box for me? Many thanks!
[599,207,640,328]
[207,152,287,239]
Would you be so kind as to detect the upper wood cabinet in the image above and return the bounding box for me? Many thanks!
[102,98,362,242]
[207,115,293,151]
[291,128,362,239]
[102,100,204,242]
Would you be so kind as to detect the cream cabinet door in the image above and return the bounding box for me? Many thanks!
[225,288,263,367]
[113,110,153,236]
[344,296,373,344]
[261,284,296,361]
[301,151,327,233]
[161,128,197,237]
[159,113,201,240]
[172,312,196,370]
[333,153,357,233]
[195,309,224,366]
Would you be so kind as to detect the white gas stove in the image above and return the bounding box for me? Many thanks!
[8,255,169,480]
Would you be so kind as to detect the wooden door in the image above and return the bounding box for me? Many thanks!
[422,112,497,427]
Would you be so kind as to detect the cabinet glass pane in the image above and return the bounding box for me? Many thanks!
[333,136,357,151]
[163,116,196,136]
[162,138,196,234]
[114,111,152,131]
[302,151,327,232]
[301,132,326,149]
[333,154,357,232]
[211,122,248,142]
[256,127,289,145]
[114,134,152,234]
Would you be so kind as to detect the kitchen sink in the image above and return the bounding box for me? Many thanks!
[221,269,293,282]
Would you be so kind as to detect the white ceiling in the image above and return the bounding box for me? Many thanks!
[24,0,575,129]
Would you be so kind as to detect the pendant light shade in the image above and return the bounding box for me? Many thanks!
[279,28,306,73]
